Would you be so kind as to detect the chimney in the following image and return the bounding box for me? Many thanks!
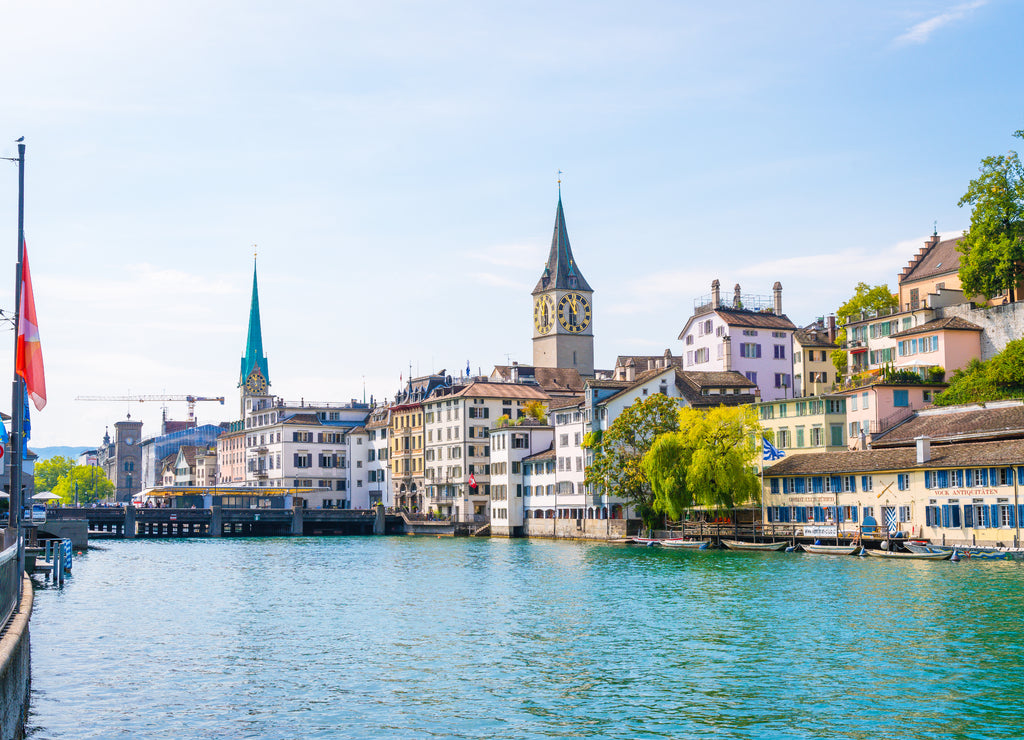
[511,361,519,384]
[711,279,721,308]
[773,281,783,315]
[664,348,672,368]
[723,336,732,371]
[625,358,636,382]
[915,435,931,464]
[828,315,837,343]
[733,283,742,308]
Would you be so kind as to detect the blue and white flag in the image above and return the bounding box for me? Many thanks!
[762,436,785,461]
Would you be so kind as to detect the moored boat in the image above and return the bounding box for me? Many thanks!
[722,540,786,551]
[630,536,662,546]
[660,539,710,549]
[801,543,860,556]
[865,548,951,561]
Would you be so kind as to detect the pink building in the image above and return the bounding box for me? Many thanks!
[888,316,982,376]
[839,381,946,449]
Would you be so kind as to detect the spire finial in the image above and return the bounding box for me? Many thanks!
[557,169,563,194]
[933,221,937,237]
[253,244,258,261]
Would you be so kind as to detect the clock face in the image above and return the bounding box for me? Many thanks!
[246,372,267,394]
[558,293,591,333]
[533,295,555,335]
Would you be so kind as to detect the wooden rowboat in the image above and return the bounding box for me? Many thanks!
[801,543,860,556]
[722,540,787,551]
[660,539,710,549]
[865,548,952,561]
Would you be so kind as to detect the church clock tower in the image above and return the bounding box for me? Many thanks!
[532,187,594,377]
[239,258,271,418]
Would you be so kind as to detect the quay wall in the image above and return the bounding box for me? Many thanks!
[520,518,635,540]
[0,576,31,740]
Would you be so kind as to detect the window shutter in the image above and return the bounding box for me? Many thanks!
[294,453,300,467]
[1007,506,1016,528]
[851,507,858,523]
[990,504,1000,527]
[989,468,999,486]
[925,508,934,527]
[982,505,991,528]
[1019,467,1024,485]
[964,505,974,528]
[941,505,950,528]
[830,476,841,492]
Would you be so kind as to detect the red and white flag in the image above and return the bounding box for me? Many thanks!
[468,473,477,489]
[16,241,46,411]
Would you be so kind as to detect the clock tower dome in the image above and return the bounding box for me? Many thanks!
[531,187,594,377]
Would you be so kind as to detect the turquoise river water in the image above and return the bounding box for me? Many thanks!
[23,537,1024,739]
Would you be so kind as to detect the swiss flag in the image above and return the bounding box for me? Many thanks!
[468,473,477,489]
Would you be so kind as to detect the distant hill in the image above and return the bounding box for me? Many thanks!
[31,446,92,462]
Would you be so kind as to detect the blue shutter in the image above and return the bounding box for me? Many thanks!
[1008,506,1016,528]
[989,468,999,486]
[983,505,991,527]
[937,470,948,488]
[924,471,932,489]
[925,507,934,527]
[770,478,779,495]
[991,504,1000,527]
[1019,504,1024,528]
[1019,467,1024,485]
[941,505,950,528]
[837,507,845,523]
[964,505,974,528]
[830,476,841,492]
[851,506,858,522]
[980,469,989,486]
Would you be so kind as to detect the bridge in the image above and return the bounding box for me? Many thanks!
[46,506,408,539]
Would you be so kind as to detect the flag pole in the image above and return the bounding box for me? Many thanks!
[9,139,25,604]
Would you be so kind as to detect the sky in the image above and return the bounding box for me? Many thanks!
[0,0,1022,447]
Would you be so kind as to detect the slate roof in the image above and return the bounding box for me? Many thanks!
[548,396,583,411]
[901,235,962,285]
[794,324,838,350]
[871,402,1024,447]
[490,365,586,393]
[282,413,323,425]
[614,353,682,372]
[431,381,550,402]
[764,438,1024,476]
[678,307,796,339]
[524,446,556,462]
[532,193,592,295]
[888,316,982,339]
[601,367,758,408]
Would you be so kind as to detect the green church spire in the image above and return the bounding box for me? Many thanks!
[239,258,270,388]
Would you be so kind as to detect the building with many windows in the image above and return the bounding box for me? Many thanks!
[793,320,838,397]
[678,280,796,402]
[756,394,848,461]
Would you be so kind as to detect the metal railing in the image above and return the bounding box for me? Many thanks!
[0,541,19,630]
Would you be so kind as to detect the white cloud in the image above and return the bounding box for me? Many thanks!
[894,1,987,46]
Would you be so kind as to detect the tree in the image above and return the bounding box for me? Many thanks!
[642,406,761,520]
[522,400,547,423]
[957,130,1024,302]
[583,393,680,529]
[51,466,115,505]
[34,456,75,493]
[832,282,898,376]
[934,339,1024,406]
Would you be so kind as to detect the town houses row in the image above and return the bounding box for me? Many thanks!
[86,194,1024,547]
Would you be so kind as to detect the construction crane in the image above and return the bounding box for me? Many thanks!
[76,394,226,423]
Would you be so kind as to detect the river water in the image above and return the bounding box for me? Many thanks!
[23,537,1024,739]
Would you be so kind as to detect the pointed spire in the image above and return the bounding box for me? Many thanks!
[532,189,592,295]
[239,256,270,388]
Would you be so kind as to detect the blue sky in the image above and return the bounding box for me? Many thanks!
[0,0,1022,447]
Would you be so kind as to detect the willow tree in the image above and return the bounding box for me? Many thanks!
[957,130,1024,302]
[642,405,761,519]
[583,393,680,528]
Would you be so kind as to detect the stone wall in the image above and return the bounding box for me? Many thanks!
[522,517,635,541]
[939,301,1024,360]
[0,577,32,740]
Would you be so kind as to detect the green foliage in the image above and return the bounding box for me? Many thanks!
[495,414,512,427]
[882,367,925,385]
[642,406,761,520]
[957,130,1024,301]
[581,430,602,448]
[934,340,1024,405]
[830,348,848,379]
[583,394,681,529]
[34,455,76,493]
[522,400,547,423]
[51,466,115,505]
